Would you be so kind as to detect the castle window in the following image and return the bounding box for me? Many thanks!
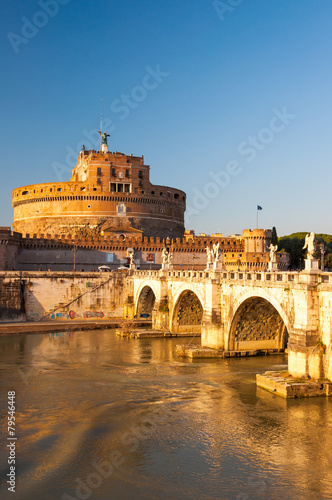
[174,193,179,199]
[151,191,155,195]
[81,187,85,191]
[110,183,116,192]
[111,168,116,177]
[57,188,62,192]
[160,192,163,196]
[50,188,52,192]
[167,191,171,198]
[97,178,102,184]
[138,170,143,179]
[87,205,91,209]
[41,189,43,193]
[139,180,143,187]
[97,167,102,176]
[22,190,28,195]
[93,187,97,191]
[125,169,129,177]
[124,184,130,193]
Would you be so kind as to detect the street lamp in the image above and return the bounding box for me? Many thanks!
[72,240,76,272]
[320,243,325,271]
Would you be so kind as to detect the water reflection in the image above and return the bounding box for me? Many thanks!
[0,330,331,500]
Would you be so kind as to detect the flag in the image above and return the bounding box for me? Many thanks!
[257,205,262,210]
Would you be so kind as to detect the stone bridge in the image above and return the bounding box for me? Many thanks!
[130,268,332,381]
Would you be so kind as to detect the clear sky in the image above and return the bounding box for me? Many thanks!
[1,0,332,237]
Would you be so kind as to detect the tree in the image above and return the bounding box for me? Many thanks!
[271,227,278,246]
[325,253,332,270]
[278,232,332,269]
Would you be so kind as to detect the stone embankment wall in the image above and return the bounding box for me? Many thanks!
[0,275,25,321]
[0,271,132,322]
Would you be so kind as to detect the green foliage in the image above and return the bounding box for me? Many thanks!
[325,254,332,269]
[277,236,304,268]
[278,232,332,269]
[159,295,169,313]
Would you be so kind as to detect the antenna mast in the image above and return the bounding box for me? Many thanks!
[100,98,103,150]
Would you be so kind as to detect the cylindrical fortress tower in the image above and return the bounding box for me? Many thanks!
[12,149,186,239]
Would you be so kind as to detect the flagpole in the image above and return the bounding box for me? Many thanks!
[256,206,258,229]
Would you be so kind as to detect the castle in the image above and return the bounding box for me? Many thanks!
[12,138,186,240]
[2,131,287,272]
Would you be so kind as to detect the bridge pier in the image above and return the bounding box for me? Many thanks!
[152,309,169,331]
[288,274,323,379]
[201,323,224,350]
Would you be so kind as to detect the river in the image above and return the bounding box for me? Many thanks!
[0,329,332,500]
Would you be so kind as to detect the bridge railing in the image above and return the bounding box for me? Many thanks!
[221,270,332,285]
[133,269,332,285]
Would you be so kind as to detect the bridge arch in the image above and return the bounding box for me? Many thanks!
[135,282,159,317]
[228,289,290,351]
[171,289,204,334]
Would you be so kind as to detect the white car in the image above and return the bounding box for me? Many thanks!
[117,266,129,271]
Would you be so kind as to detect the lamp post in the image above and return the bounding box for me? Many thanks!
[72,240,76,272]
[320,243,325,271]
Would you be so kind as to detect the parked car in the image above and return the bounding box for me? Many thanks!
[117,266,129,271]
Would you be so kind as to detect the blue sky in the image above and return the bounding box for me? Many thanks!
[1,0,332,237]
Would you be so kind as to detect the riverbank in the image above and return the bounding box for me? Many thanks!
[0,319,151,335]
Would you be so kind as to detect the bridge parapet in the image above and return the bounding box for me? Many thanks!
[133,269,332,287]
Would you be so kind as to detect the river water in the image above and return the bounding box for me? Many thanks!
[0,329,332,500]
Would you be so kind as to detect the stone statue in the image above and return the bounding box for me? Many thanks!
[129,252,134,265]
[268,243,278,263]
[213,242,220,262]
[303,232,316,260]
[167,251,173,265]
[205,246,213,264]
[98,130,110,146]
[162,247,169,264]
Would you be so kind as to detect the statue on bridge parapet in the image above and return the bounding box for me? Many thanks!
[303,232,316,260]
[303,232,319,272]
[213,242,220,262]
[160,247,173,271]
[267,243,278,271]
[128,249,136,270]
[205,244,223,271]
[268,243,278,263]
[205,246,213,269]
